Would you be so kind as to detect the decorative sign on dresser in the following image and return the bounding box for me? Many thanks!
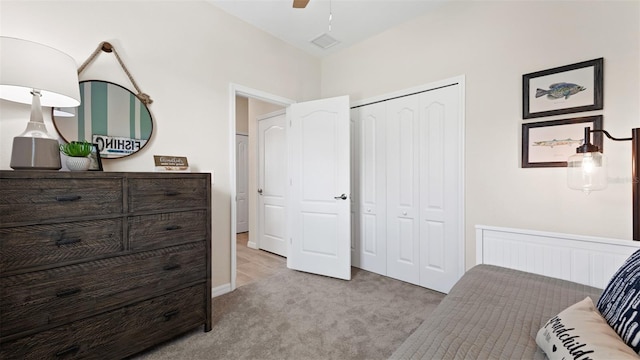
[0,171,212,359]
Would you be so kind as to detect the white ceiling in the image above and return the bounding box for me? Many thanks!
[207,0,445,58]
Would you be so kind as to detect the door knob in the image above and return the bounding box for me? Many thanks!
[334,194,347,200]
[258,188,263,195]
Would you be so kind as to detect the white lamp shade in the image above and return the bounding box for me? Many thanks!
[53,107,76,117]
[567,152,608,194]
[0,37,80,107]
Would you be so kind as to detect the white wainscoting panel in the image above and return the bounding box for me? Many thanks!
[476,225,640,289]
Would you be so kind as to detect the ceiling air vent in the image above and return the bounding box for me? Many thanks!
[310,33,340,49]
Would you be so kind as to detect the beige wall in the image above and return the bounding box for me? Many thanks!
[0,1,321,287]
[2,0,638,289]
[235,96,249,135]
[321,1,640,269]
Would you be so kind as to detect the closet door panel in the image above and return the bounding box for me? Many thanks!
[421,100,446,222]
[398,112,416,207]
[361,114,378,204]
[350,109,360,266]
[362,213,378,253]
[419,85,462,293]
[398,218,416,261]
[354,104,386,275]
[387,96,420,285]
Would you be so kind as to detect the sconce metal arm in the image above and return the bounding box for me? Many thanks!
[633,128,639,241]
[590,129,632,142]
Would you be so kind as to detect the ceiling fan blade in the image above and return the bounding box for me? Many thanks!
[293,0,310,8]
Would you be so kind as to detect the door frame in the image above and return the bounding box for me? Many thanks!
[350,75,466,285]
[229,83,295,292]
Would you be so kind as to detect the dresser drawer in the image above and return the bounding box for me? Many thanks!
[0,284,206,360]
[128,177,208,212]
[0,219,123,273]
[129,210,207,251]
[0,178,122,224]
[1,242,206,335]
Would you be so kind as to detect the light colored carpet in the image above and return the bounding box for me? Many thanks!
[134,267,444,360]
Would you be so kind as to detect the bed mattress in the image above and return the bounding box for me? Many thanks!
[390,265,603,359]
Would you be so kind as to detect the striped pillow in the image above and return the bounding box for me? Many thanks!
[597,249,640,354]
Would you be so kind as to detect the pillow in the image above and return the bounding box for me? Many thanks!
[536,297,639,360]
[597,249,640,353]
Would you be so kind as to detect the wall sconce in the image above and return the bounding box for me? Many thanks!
[0,37,80,170]
[567,126,639,241]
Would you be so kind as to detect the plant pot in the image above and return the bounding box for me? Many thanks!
[66,156,91,171]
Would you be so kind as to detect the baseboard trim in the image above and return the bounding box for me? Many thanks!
[212,283,232,298]
[247,241,258,249]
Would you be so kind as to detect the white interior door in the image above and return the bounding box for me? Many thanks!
[236,134,249,233]
[257,111,288,257]
[287,95,351,280]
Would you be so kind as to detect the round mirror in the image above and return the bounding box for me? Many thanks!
[53,80,153,159]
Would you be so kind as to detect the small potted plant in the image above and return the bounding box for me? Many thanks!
[60,141,94,171]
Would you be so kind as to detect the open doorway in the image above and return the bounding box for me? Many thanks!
[229,85,294,290]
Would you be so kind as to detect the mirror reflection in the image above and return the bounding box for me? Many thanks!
[53,80,153,159]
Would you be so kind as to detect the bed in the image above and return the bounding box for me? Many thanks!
[390,225,640,360]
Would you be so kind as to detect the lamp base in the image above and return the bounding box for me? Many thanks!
[10,136,61,170]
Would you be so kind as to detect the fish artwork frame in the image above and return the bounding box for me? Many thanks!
[523,58,603,119]
[522,115,603,168]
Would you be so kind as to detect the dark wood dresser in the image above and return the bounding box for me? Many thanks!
[0,171,212,359]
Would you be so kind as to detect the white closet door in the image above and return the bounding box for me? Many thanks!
[386,95,421,285]
[354,103,387,275]
[418,85,461,293]
[350,109,360,267]
[351,78,464,293]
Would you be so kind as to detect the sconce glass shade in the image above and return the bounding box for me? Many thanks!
[0,37,80,170]
[567,151,607,194]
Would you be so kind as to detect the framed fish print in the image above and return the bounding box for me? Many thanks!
[522,115,603,168]
[523,58,603,119]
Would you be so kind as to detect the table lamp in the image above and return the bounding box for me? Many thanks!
[0,37,80,170]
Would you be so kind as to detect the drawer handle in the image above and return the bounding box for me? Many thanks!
[55,344,80,357]
[163,309,180,321]
[165,225,181,231]
[56,195,82,202]
[163,264,181,271]
[164,190,180,196]
[56,287,81,297]
[55,237,82,247]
